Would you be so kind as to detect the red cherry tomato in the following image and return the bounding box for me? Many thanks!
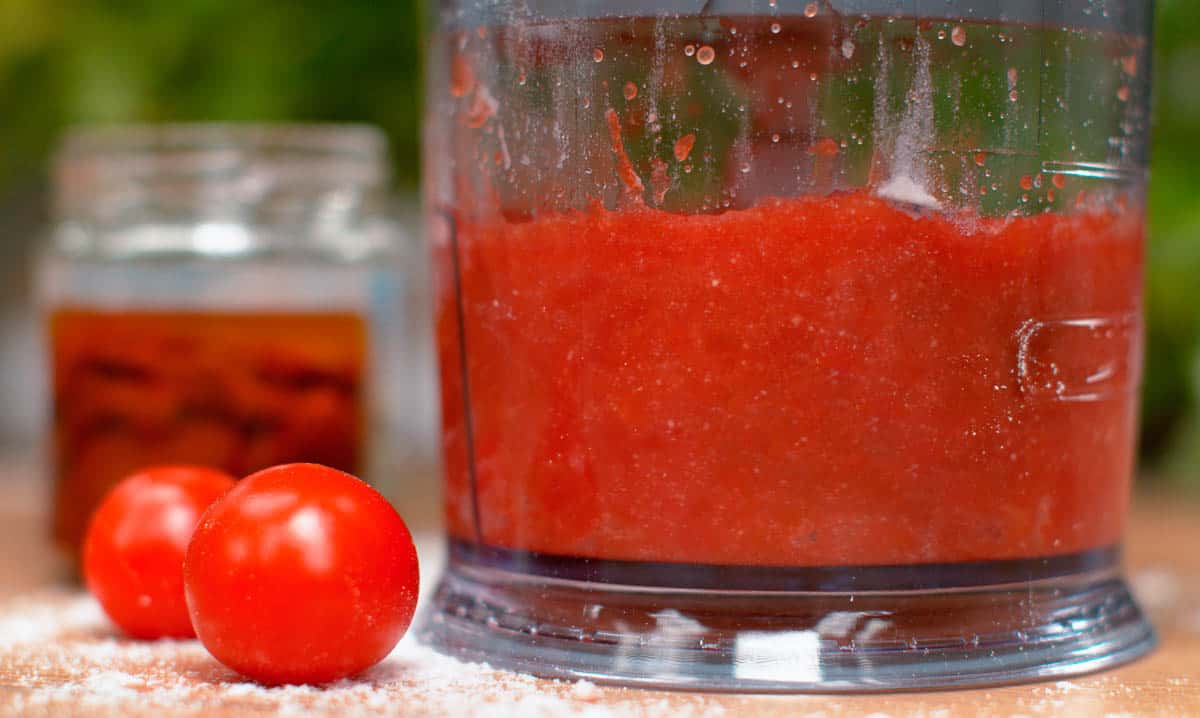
[184,463,419,685]
[82,465,236,639]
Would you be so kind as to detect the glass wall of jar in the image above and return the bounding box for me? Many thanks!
[39,124,415,559]
[421,0,1156,691]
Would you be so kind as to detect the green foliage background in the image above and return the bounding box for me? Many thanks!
[1,0,1198,483]
[0,1,424,189]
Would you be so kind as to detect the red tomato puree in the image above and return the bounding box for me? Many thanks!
[436,191,1142,567]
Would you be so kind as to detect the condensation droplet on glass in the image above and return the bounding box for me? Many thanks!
[593,48,604,63]
[841,38,855,59]
[951,25,967,46]
[740,163,751,174]
[937,29,946,40]
[517,70,527,86]
[791,59,800,69]
[1116,85,1130,102]
[1033,174,1043,189]
[582,97,591,109]
[804,2,818,18]
[771,133,781,143]
[771,22,781,34]
[623,81,638,100]
[696,45,716,65]
[974,152,986,167]
[683,163,693,174]
[809,72,818,81]
[1009,89,1019,102]
[449,53,474,98]
[647,112,658,123]
[1021,193,1030,202]
[674,133,697,162]
[769,0,777,6]
[684,44,696,57]
[1019,175,1033,191]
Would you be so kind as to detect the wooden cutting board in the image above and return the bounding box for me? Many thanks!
[0,457,1197,717]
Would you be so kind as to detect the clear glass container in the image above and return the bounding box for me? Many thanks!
[421,0,1155,690]
[39,124,412,558]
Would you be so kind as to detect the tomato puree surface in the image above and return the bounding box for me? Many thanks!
[436,192,1142,567]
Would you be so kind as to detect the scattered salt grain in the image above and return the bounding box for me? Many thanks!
[0,536,727,718]
[0,590,105,647]
[572,679,600,701]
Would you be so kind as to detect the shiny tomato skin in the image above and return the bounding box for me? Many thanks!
[82,466,236,639]
[183,463,419,685]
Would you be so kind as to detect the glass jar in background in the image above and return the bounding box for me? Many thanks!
[39,125,418,558]
[422,0,1155,691]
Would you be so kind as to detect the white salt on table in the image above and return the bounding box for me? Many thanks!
[0,534,728,718]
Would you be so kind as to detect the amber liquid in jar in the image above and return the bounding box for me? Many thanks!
[50,309,366,553]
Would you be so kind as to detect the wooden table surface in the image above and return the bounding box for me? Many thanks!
[1,454,1198,717]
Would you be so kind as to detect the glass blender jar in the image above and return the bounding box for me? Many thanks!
[421,0,1155,690]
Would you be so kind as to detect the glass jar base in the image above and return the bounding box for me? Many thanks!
[419,551,1155,692]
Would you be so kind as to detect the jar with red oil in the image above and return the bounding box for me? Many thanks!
[39,125,412,559]
[420,0,1156,690]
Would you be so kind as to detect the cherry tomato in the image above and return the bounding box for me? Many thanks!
[184,463,419,685]
[83,465,236,639]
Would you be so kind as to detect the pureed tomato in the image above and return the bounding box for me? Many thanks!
[437,191,1142,566]
[184,463,419,685]
[83,466,235,639]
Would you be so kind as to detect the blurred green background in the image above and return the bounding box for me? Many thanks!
[0,0,1198,485]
